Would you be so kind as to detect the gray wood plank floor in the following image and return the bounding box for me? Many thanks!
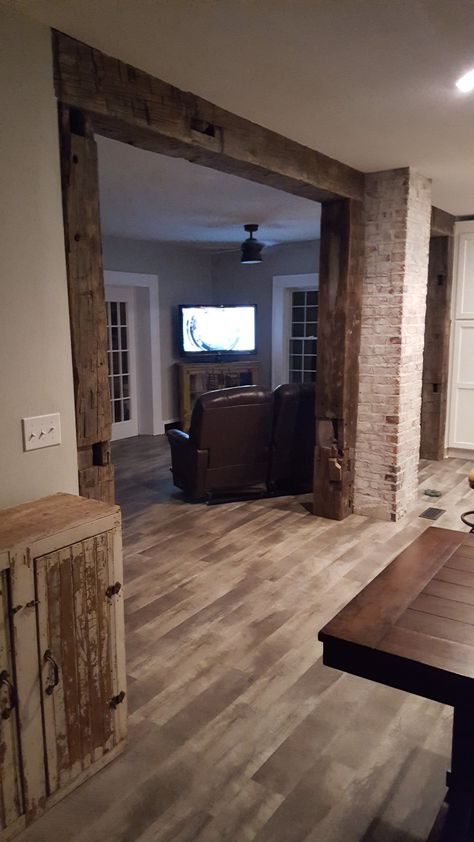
[18,437,474,841]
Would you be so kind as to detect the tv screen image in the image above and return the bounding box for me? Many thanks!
[180,305,256,354]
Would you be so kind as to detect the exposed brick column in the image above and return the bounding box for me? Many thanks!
[354,168,431,521]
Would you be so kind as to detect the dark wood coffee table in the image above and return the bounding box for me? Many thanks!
[319,526,474,840]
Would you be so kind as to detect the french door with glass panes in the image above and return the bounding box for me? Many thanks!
[288,288,318,384]
[105,286,138,440]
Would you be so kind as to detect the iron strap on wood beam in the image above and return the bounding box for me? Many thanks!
[52,29,364,204]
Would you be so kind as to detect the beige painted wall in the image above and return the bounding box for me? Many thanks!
[0,9,78,507]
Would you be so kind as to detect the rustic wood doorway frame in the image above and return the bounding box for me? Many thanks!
[420,207,456,461]
[53,29,442,518]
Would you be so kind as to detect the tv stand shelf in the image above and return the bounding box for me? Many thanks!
[178,360,260,431]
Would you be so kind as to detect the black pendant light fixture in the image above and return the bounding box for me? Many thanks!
[241,224,263,264]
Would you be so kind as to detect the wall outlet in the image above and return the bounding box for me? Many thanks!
[22,413,61,452]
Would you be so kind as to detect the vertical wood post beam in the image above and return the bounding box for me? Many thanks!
[58,105,114,503]
[313,198,364,520]
[420,232,454,461]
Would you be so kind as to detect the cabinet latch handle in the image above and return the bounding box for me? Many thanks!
[105,581,122,599]
[0,670,17,720]
[109,690,126,709]
[25,599,40,609]
[44,649,60,695]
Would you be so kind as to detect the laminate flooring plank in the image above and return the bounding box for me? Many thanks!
[302,693,448,842]
[16,436,473,842]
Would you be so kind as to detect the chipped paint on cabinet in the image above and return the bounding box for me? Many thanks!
[0,571,23,832]
[0,493,126,841]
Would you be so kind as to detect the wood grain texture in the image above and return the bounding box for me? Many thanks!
[52,31,364,204]
[431,206,456,238]
[420,233,454,461]
[178,361,260,432]
[0,493,117,553]
[314,198,364,520]
[36,535,119,797]
[0,494,125,840]
[0,572,22,830]
[58,104,113,503]
[58,108,111,450]
[320,528,474,707]
[14,436,474,842]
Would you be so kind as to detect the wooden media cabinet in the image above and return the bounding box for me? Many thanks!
[178,360,260,431]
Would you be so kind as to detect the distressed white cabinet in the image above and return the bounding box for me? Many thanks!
[0,493,126,840]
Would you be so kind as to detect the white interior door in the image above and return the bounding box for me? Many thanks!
[448,320,474,449]
[105,286,138,440]
[447,223,474,452]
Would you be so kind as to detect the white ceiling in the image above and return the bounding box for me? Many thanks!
[97,136,320,247]
[9,0,474,214]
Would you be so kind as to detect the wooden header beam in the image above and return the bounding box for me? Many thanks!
[52,30,364,204]
[431,206,455,237]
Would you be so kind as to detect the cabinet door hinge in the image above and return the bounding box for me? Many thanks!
[109,690,126,709]
[105,581,122,599]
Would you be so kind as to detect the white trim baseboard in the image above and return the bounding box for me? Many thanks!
[447,447,474,460]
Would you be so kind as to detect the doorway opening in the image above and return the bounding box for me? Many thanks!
[56,30,364,521]
[105,271,162,441]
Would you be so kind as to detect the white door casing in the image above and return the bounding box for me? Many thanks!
[447,222,474,453]
[271,273,319,388]
[104,271,163,437]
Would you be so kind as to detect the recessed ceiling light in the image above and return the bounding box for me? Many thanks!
[456,69,474,93]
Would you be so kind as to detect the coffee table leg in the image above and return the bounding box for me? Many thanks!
[432,707,474,840]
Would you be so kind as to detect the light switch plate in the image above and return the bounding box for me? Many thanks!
[22,413,61,452]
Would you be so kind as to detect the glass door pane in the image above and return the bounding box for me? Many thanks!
[106,299,134,432]
[288,289,318,384]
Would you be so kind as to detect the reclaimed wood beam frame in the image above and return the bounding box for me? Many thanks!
[431,206,456,238]
[52,29,368,516]
[420,207,455,461]
[313,198,364,519]
[52,30,364,204]
[58,104,114,503]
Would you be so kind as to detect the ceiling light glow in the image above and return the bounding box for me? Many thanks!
[456,69,474,93]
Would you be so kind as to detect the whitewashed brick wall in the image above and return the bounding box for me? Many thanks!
[354,168,431,521]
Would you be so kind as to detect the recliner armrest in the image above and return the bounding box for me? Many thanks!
[167,428,190,445]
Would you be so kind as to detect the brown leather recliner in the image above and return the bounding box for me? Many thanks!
[269,382,316,493]
[167,386,274,500]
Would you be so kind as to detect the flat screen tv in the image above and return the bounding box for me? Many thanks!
[179,305,256,356]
